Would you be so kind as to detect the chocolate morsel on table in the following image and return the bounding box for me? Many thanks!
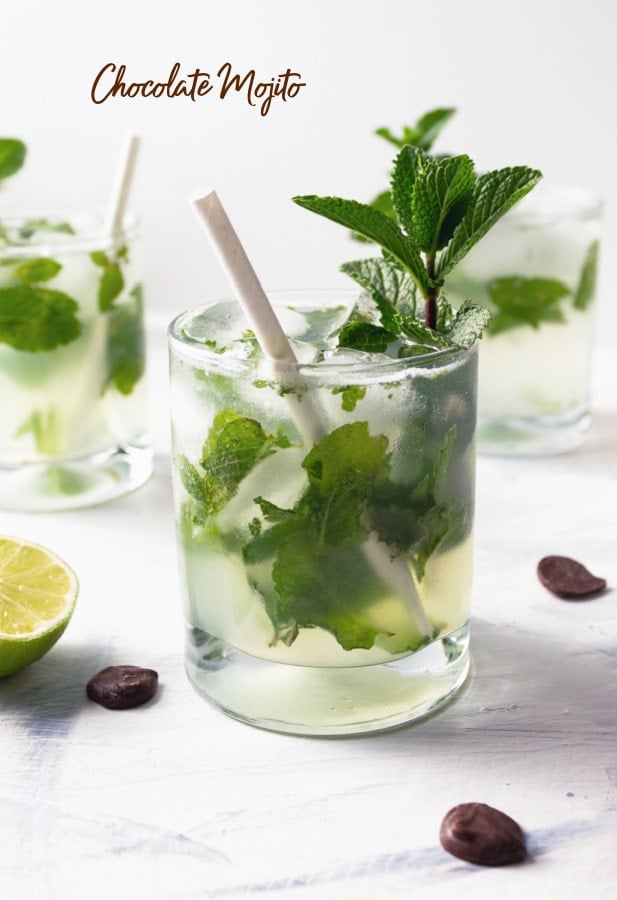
[537,555,607,599]
[439,802,527,866]
[86,665,158,710]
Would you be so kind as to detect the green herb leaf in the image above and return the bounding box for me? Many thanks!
[18,218,75,237]
[436,167,543,277]
[15,257,62,284]
[104,284,145,395]
[487,276,569,335]
[332,384,367,412]
[14,408,61,455]
[411,154,475,254]
[390,145,425,237]
[0,284,81,351]
[573,240,599,311]
[446,298,492,346]
[341,257,421,329]
[293,194,430,293]
[375,107,456,151]
[337,321,397,353]
[0,139,26,180]
[91,249,126,311]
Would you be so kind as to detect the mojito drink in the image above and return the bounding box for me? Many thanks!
[446,185,602,455]
[0,212,151,509]
[170,292,477,735]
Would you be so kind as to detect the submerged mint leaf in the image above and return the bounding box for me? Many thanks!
[487,276,569,335]
[0,284,81,351]
[104,284,145,395]
[436,167,543,278]
[292,195,430,293]
[332,384,367,412]
[15,257,62,284]
[413,502,465,581]
[14,408,61,455]
[573,240,599,311]
[91,249,126,311]
[0,139,26,180]
[412,154,475,253]
[18,218,75,237]
[185,409,287,518]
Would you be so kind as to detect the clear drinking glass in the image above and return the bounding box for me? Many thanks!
[169,291,478,736]
[0,211,152,510]
[446,184,602,455]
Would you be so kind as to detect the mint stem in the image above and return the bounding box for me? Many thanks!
[425,255,437,330]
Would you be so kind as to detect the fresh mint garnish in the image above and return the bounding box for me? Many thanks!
[294,148,540,336]
[486,277,570,335]
[0,139,26,181]
[332,385,367,411]
[375,107,456,152]
[573,240,599,311]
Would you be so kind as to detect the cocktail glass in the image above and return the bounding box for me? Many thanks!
[446,184,602,455]
[0,210,152,510]
[169,290,478,736]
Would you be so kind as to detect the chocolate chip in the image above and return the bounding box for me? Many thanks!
[87,665,158,710]
[537,555,607,599]
[440,802,526,866]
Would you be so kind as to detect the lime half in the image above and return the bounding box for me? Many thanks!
[0,535,79,678]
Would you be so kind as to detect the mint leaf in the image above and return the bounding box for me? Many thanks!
[573,240,599,311]
[337,321,397,353]
[0,139,26,180]
[332,384,366,411]
[15,408,61,455]
[390,145,425,237]
[413,501,465,580]
[341,257,421,329]
[487,277,569,335]
[0,284,81,351]
[293,195,430,293]
[104,284,145,395]
[91,249,125,311]
[375,107,456,151]
[436,167,543,277]
[18,218,75,237]
[412,155,475,253]
[15,257,61,284]
[446,299,492,347]
[183,410,288,518]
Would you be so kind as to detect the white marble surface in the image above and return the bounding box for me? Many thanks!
[1,318,616,899]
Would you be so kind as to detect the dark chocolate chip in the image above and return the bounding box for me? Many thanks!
[87,665,158,710]
[440,802,526,866]
[537,555,607,599]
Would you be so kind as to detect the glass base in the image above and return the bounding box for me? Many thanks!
[0,442,153,512]
[477,404,590,457]
[185,623,470,737]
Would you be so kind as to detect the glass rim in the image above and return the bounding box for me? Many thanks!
[168,290,477,380]
[0,209,139,256]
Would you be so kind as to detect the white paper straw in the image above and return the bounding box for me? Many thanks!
[189,189,432,639]
[104,134,141,242]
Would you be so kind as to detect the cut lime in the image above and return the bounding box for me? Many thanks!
[0,535,79,678]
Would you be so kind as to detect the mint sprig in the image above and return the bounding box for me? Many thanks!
[294,149,540,336]
[375,107,456,152]
[486,277,570,335]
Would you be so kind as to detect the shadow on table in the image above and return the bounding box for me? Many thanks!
[0,643,109,736]
[365,616,617,759]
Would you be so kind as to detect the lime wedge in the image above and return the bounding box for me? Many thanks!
[0,535,79,678]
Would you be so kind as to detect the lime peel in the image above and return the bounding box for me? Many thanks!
[0,535,79,678]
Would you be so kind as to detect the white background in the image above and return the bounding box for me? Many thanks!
[1,0,616,334]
